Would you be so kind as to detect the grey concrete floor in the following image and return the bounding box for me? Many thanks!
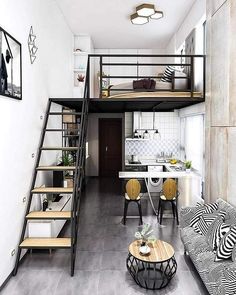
[2,177,209,295]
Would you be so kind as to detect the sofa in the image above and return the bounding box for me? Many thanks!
[180,198,236,295]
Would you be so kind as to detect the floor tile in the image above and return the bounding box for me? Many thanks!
[1,177,209,295]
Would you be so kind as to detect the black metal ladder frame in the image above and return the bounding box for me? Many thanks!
[13,60,90,277]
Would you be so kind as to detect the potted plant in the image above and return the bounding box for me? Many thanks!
[134,224,156,255]
[185,161,192,172]
[58,152,75,187]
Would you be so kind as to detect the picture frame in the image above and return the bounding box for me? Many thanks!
[0,26,22,100]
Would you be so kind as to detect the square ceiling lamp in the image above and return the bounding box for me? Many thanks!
[136,4,155,17]
[131,13,149,25]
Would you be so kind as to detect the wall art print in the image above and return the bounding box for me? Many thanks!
[0,26,22,100]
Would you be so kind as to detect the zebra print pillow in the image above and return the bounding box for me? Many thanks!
[161,66,175,83]
[215,225,236,261]
[231,244,236,262]
[206,218,230,251]
[194,210,227,235]
[190,202,219,228]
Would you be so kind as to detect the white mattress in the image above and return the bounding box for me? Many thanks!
[109,81,172,96]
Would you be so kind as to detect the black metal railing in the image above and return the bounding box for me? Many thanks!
[70,61,90,275]
[84,54,206,100]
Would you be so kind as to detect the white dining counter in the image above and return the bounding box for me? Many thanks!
[119,169,202,217]
[119,171,192,179]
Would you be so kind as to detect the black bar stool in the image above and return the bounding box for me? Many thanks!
[123,179,143,225]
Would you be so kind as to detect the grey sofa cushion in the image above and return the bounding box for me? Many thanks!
[180,199,236,295]
[217,198,236,224]
[196,251,236,295]
[179,206,198,229]
[181,226,211,261]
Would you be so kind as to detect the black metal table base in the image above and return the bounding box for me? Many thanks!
[126,253,177,290]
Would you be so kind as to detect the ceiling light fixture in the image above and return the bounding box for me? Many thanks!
[150,10,164,20]
[136,4,155,17]
[131,13,149,25]
[130,3,163,25]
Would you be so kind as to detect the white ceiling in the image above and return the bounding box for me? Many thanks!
[56,0,196,49]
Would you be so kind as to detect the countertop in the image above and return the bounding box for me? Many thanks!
[123,159,202,177]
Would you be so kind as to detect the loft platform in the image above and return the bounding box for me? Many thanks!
[51,96,204,113]
[53,54,205,112]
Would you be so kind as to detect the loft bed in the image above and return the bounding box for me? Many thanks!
[87,54,205,101]
[53,54,205,113]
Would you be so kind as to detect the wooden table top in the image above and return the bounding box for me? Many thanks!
[128,240,175,263]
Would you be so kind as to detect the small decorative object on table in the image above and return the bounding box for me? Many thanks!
[185,160,192,172]
[134,223,156,255]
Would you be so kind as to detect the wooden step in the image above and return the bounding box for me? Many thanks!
[48,112,81,115]
[45,129,80,132]
[32,187,73,194]
[20,238,71,249]
[36,166,76,171]
[41,147,78,151]
[26,211,71,220]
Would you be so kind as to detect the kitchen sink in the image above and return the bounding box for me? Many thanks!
[169,165,184,171]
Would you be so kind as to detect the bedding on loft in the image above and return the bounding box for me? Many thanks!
[86,54,205,100]
[107,66,190,98]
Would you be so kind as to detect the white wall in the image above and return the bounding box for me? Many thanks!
[0,0,73,287]
[93,48,166,97]
[166,0,206,52]
[86,113,125,176]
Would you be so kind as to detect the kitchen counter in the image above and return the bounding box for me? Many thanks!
[124,160,201,177]
[119,171,192,179]
[120,161,203,209]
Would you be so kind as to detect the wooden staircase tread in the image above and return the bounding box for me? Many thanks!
[48,112,81,115]
[37,166,76,171]
[41,147,78,151]
[32,187,73,194]
[26,211,71,219]
[45,129,80,132]
[20,238,71,248]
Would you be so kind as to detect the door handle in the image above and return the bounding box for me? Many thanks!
[105,146,108,152]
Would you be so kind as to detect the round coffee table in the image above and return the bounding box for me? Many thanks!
[126,240,177,290]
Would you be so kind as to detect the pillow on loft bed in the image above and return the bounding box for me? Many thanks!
[160,66,188,90]
[161,66,175,83]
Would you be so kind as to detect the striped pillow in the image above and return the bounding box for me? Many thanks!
[194,210,227,236]
[215,225,236,261]
[190,202,219,228]
[161,66,175,83]
[206,218,230,251]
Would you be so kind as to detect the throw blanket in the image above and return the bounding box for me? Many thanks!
[133,79,156,90]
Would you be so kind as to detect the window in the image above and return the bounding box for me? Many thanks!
[181,114,205,177]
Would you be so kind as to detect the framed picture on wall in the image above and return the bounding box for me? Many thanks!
[0,26,22,100]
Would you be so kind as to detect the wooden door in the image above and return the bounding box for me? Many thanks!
[99,118,122,177]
